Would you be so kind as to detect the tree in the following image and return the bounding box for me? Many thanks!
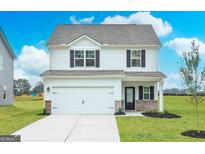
[14,79,31,96]
[32,81,44,94]
[163,88,187,95]
[179,40,205,133]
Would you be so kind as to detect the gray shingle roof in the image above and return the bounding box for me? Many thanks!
[47,24,161,46]
[41,70,125,76]
[41,70,166,78]
[125,71,167,78]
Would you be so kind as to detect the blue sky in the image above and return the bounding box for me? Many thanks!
[1,11,205,88]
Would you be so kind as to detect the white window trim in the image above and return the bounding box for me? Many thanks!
[143,86,150,100]
[3,86,7,100]
[131,50,141,67]
[74,50,96,68]
[67,35,102,46]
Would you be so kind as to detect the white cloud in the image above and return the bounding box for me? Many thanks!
[164,37,205,57]
[168,72,180,80]
[14,68,27,80]
[69,15,94,24]
[102,12,172,36]
[102,15,128,24]
[15,45,48,76]
[163,72,181,89]
[69,16,80,24]
[14,45,49,87]
[164,81,179,89]
[14,68,42,88]
[79,16,94,23]
[37,40,46,46]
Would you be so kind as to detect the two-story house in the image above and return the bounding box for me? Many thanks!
[0,27,16,105]
[41,24,166,115]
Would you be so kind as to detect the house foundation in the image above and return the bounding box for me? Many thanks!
[135,100,157,111]
[45,100,51,115]
[115,100,124,112]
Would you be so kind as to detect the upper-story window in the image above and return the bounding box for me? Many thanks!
[74,50,95,67]
[74,50,84,67]
[131,50,141,67]
[0,55,3,71]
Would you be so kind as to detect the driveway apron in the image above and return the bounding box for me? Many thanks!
[13,115,120,142]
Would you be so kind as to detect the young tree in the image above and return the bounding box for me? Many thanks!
[14,79,31,96]
[179,40,205,133]
[32,81,44,94]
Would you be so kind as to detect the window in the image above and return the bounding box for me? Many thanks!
[3,86,7,100]
[143,86,150,100]
[131,50,141,67]
[74,50,95,67]
[0,55,3,71]
[74,50,84,67]
[86,50,95,67]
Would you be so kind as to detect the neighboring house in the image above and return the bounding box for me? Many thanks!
[0,27,16,105]
[41,24,166,115]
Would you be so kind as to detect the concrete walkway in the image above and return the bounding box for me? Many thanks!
[13,115,120,142]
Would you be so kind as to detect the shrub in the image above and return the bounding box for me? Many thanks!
[118,107,123,113]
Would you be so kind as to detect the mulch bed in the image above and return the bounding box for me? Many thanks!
[181,130,205,138]
[142,111,181,118]
[37,113,49,116]
[114,112,126,115]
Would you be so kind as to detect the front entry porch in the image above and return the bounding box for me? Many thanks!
[115,79,165,113]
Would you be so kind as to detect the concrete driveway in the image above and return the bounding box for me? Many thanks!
[13,115,120,142]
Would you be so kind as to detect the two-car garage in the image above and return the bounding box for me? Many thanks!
[52,87,115,114]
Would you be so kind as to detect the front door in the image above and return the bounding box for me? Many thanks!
[125,87,135,110]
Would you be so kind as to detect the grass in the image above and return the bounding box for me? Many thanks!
[0,95,45,135]
[116,96,205,142]
[1,95,205,141]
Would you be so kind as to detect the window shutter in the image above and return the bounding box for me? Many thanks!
[141,50,145,67]
[70,50,74,68]
[139,86,143,100]
[96,50,100,68]
[150,86,154,100]
[126,50,131,67]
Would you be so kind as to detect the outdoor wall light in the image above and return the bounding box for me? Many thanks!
[47,87,50,93]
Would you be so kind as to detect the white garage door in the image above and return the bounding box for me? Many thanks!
[52,87,114,114]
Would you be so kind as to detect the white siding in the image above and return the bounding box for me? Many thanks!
[101,47,159,71]
[49,49,69,70]
[0,35,14,105]
[44,78,122,101]
[49,37,159,71]
[100,48,125,69]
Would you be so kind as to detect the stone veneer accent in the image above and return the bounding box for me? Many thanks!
[115,100,124,112]
[45,100,51,115]
[135,100,157,111]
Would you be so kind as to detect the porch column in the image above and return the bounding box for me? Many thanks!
[159,80,164,112]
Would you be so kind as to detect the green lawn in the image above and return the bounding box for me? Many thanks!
[0,95,45,135]
[1,95,205,141]
[116,96,205,142]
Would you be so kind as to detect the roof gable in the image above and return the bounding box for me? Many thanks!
[0,27,16,59]
[67,34,102,46]
[47,24,161,46]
